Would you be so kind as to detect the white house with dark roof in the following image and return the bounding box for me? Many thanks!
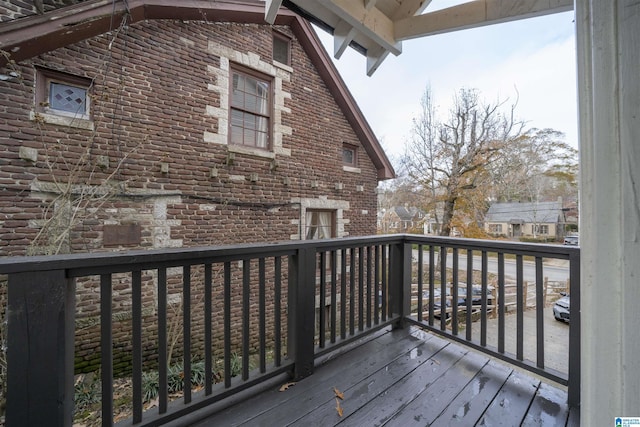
[484,201,565,240]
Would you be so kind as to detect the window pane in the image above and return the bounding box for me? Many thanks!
[244,129,256,146]
[231,109,244,127]
[306,210,334,239]
[343,147,354,165]
[230,70,270,149]
[256,82,269,99]
[273,36,289,64]
[256,117,268,133]
[233,73,244,91]
[231,125,243,144]
[256,131,268,148]
[50,82,87,114]
[245,114,256,130]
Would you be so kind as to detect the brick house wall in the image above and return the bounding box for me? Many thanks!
[0,4,393,373]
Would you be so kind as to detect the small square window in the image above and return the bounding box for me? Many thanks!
[342,144,357,166]
[36,68,91,120]
[49,82,88,114]
[273,32,290,65]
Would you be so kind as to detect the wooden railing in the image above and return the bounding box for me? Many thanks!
[401,235,580,406]
[0,235,580,426]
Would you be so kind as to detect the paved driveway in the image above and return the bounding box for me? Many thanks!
[469,306,570,374]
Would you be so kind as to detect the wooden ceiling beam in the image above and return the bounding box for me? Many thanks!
[394,0,574,41]
[318,0,401,56]
[264,0,283,24]
[391,0,433,20]
[333,20,357,59]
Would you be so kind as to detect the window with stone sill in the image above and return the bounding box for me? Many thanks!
[305,209,336,240]
[342,144,357,167]
[230,65,271,150]
[273,31,291,66]
[35,67,92,121]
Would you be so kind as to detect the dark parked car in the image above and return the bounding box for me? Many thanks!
[553,293,570,322]
[563,235,579,245]
[431,284,494,318]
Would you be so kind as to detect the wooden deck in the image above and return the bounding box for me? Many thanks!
[191,326,580,426]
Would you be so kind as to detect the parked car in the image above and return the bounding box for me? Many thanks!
[459,284,495,306]
[430,283,494,318]
[553,293,570,322]
[563,235,579,245]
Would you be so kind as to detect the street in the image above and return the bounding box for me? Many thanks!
[413,249,570,283]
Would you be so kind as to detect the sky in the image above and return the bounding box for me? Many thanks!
[314,4,578,164]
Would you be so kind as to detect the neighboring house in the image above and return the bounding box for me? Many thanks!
[484,201,565,240]
[378,206,426,233]
[0,1,394,369]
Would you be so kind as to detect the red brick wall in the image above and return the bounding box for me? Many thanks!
[0,18,380,372]
[0,20,378,255]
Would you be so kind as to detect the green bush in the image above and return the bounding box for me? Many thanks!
[141,360,208,402]
[519,236,556,243]
[74,374,101,412]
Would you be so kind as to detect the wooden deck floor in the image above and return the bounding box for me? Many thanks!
[191,327,579,426]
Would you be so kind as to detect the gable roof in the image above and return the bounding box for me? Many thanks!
[391,206,424,221]
[0,0,395,180]
[485,201,564,224]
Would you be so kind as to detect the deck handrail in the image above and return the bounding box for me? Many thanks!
[0,234,579,426]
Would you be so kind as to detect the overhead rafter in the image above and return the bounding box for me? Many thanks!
[264,0,282,24]
[395,0,575,40]
[316,0,401,56]
[265,0,575,75]
[333,20,357,59]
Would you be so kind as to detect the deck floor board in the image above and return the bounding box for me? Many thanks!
[428,358,512,425]
[384,350,491,426]
[190,326,578,427]
[331,342,469,426]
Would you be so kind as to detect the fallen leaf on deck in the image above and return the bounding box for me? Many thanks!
[333,387,344,400]
[279,382,296,392]
[335,398,343,417]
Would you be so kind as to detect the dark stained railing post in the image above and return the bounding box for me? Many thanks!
[288,246,317,380]
[568,249,581,408]
[389,240,411,328]
[6,270,75,427]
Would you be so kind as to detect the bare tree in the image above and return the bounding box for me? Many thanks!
[404,85,441,232]
[489,128,578,204]
[403,86,524,236]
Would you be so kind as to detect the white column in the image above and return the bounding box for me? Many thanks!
[576,0,640,424]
